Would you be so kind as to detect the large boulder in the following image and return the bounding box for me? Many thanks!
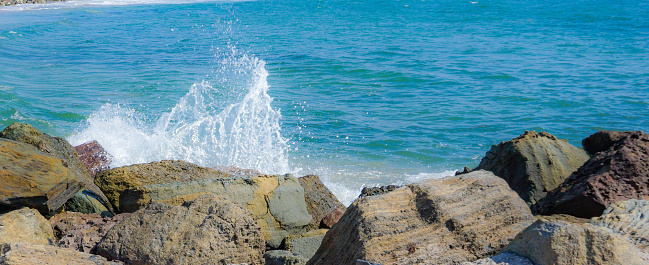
[49,212,128,253]
[96,194,265,265]
[590,199,649,252]
[74,140,113,178]
[475,131,589,206]
[0,242,120,265]
[582,130,633,155]
[307,170,535,265]
[0,208,54,245]
[0,122,113,213]
[298,175,346,230]
[118,174,313,249]
[0,138,83,213]
[534,131,649,218]
[505,217,647,265]
[94,160,230,212]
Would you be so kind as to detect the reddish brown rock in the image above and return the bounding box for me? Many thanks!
[535,131,649,218]
[320,208,344,229]
[74,140,113,178]
[582,130,634,155]
[49,212,129,253]
[298,175,346,231]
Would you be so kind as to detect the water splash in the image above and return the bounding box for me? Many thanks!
[68,56,290,174]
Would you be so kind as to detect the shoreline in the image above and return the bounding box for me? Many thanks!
[0,0,63,6]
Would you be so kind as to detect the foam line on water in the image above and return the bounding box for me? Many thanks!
[68,55,290,174]
[0,0,251,12]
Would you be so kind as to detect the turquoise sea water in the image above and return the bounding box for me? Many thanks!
[1,0,648,203]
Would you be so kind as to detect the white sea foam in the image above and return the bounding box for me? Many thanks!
[0,0,250,12]
[68,55,290,174]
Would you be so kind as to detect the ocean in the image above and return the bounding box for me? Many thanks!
[1,0,648,204]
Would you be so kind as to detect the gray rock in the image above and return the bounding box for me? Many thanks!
[505,217,646,265]
[64,190,113,217]
[264,250,308,265]
[460,253,533,265]
[284,229,327,260]
[590,199,649,252]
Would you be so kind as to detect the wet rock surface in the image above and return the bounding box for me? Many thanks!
[534,131,649,218]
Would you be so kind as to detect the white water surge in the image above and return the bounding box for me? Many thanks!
[68,56,290,174]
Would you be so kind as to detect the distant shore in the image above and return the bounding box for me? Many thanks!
[0,0,63,6]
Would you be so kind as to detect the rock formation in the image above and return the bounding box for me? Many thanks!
[298,175,346,230]
[283,229,328,260]
[74,140,113,178]
[49,212,128,253]
[308,170,535,264]
[0,138,83,213]
[94,160,230,212]
[118,174,313,249]
[590,199,649,252]
[0,242,121,264]
[475,131,589,206]
[581,130,633,155]
[0,208,54,245]
[96,194,265,265]
[0,122,113,213]
[505,217,647,265]
[534,131,649,218]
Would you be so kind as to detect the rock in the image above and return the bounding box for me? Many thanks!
[534,131,649,218]
[355,260,381,265]
[0,122,113,213]
[118,174,312,249]
[475,131,589,206]
[0,242,120,265]
[96,194,265,265]
[460,253,533,265]
[264,250,308,265]
[590,199,649,251]
[582,130,633,155]
[298,175,346,230]
[94,160,230,212]
[214,165,262,177]
[74,140,112,178]
[505,217,646,265]
[307,170,535,265]
[49,212,128,253]
[359,185,401,198]
[64,190,113,217]
[320,208,344,229]
[0,208,54,245]
[0,138,83,213]
[284,229,328,260]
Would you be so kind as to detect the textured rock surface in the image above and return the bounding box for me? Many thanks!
[460,253,533,265]
[119,174,312,249]
[0,242,120,265]
[74,140,112,178]
[96,194,265,265]
[94,160,230,212]
[64,190,113,217]
[505,217,647,265]
[534,131,649,218]
[264,250,308,265]
[590,199,649,251]
[475,131,589,206]
[359,185,401,198]
[320,208,344,229]
[284,229,328,260]
[0,123,112,213]
[0,208,54,245]
[308,170,535,265]
[298,175,346,230]
[49,212,128,253]
[582,130,633,155]
[0,138,83,213]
